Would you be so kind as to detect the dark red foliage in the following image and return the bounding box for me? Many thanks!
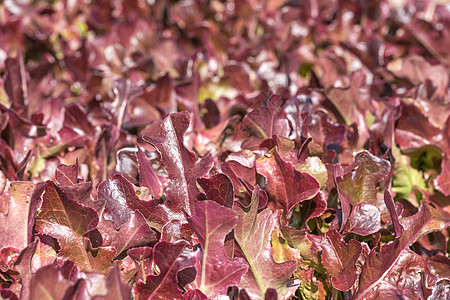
[0,0,449,299]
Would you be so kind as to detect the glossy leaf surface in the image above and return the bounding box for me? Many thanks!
[143,111,213,215]
[188,200,248,297]
[234,187,297,299]
[256,148,319,213]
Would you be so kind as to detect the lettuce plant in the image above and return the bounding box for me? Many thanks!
[0,0,449,299]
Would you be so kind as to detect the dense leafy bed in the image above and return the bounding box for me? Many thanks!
[1,0,449,299]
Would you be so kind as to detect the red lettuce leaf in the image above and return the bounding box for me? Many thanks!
[434,153,450,196]
[343,202,381,236]
[428,279,450,300]
[183,289,208,300]
[291,191,327,230]
[320,230,362,291]
[384,190,404,238]
[161,219,194,243]
[188,200,248,297]
[264,288,278,300]
[4,52,27,116]
[234,186,297,299]
[354,201,450,299]
[241,95,289,142]
[0,182,35,250]
[143,111,214,215]
[197,174,234,208]
[134,240,196,300]
[60,182,102,214]
[38,98,65,136]
[30,264,73,300]
[0,246,19,272]
[97,211,159,257]
[395,102,443,149]
[128,246,153,284]
[92,266,132,300]
[35,181,114,272]
[98,174,167,229]
[13,241,37,300]
[0,290,18,300]
[256,148,319,213]
[55,161,78,186]
[337,150,390,207]
[337,150,390,230]
[116,147,140,185]
[427,253,450,279]
[221,160,256,197]
[136,147,164,199]
[63,103,95,137]
[355,250,432,299]
[103,79,142,129]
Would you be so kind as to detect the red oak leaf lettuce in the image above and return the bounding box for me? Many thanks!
[134,240,196,299]
[234,186,297,299]
[143,111,214,215]
[256,148,319,213]
[188,200,248,297]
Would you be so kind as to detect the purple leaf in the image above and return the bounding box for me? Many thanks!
[175,73,203,129]
[434,153,450,196]
[4,52,27,116]
[0,289,18,300]
[354,201,450,299]
[143,111,213,215]
[134,240,196,300]
[63,103,95,137]
[337,150,390,231]
[55,161,78,186]
[264,288,278,300]
[395,102,443,149]
[128,246,153,283]
[428,279,450,300]
[188,201,248,297]
[256,148,319,213]
[60,182,103,214]
[30,265,73,300]
[241,95,289,141]
[27,183,46,244]
[0,140,22,181]
[98,174,166,229]
[291,191,327,230]
[161,219,194,243]
[116,147,140,185]
[136,147,163,199]
[104,79,142,129]
[234,186,297,299]
[183,289,208,300]
[355,250,431,299]
[35,181,114,272]
[337,150,390,207]
[427,254,450,279]
[39,98,65,136]
[384,190,403,238]
[343,202,381,236]
[221,160,256,197]
[200,99,220,129]
[97,211,159,257]
[13,241,37,300]
[144,73,176,113]
[0,182,36,250]
[320,230,362,291]
[197,174,234,208]
[92,265,132,300]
